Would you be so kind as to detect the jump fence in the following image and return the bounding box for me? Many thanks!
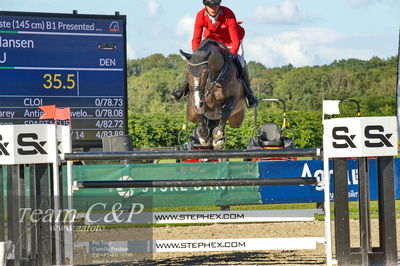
[57,146,400,265]
[1,145,398,265]
[68,148,329,264]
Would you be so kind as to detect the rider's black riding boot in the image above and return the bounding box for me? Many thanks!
[171,77,189,101]
[242,64,258,108]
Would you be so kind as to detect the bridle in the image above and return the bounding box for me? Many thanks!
[187,54,230,98]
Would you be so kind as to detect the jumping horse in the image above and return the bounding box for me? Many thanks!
[180,39,247,149]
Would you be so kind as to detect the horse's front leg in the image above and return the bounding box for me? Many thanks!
[213,97,235,149]
[187,101,210,146]
[196,116,210,146]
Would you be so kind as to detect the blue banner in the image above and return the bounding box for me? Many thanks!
[259,158,400,204]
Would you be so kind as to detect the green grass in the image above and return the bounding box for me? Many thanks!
[152,202,318,212]
[315,201,400,221]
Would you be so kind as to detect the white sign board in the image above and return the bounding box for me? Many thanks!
[324,116,398,158]
[0,125,71,165]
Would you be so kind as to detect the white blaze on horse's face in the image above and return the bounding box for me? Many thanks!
[193,77,205,114]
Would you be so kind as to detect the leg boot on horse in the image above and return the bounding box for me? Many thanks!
[212,126,225,149]
[241,63,258,108]
[171,77,189,101]
[196,121,211,147]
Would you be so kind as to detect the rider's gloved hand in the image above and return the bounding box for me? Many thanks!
[230,53,237,61]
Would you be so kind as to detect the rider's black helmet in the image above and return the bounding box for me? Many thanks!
[203,0,221,7]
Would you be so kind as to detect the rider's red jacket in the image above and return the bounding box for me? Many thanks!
[192,6,245,55]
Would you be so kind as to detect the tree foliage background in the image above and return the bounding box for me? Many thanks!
[127,54,398,149]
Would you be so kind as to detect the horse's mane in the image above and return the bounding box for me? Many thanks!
[196,39,236,86]
[198,39,230,55]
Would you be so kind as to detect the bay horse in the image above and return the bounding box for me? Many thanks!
[180,39,247,149]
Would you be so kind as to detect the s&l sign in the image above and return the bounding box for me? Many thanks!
[323,117,398,158]
[0,124,71,165]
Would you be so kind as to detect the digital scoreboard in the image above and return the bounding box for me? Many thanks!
[0,11,127,149]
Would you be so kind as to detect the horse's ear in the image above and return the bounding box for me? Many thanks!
[180,49,192,61]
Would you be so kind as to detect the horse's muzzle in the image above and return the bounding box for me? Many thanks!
[194,102,205,115]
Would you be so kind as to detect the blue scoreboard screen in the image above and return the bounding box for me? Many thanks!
[0,11,127,148]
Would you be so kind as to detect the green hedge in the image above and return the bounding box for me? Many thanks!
[128,109,323,149]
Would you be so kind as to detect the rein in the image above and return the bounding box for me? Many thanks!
[211,56,230,85]
[188,51,231,98]
[206,55,230,97]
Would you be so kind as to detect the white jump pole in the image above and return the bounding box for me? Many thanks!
[64,159,74,265]
[0,241,5,266]
[323,121,333,266]
[51,124,62,265]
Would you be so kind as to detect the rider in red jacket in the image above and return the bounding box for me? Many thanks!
[192,5,243,55]
[171,0,258,108]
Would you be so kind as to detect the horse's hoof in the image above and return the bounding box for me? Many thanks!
[212,128,224,140]
[199,137,212,146]
[197,127,210,139]
[213,139,224,150]
[199,138,208,146]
